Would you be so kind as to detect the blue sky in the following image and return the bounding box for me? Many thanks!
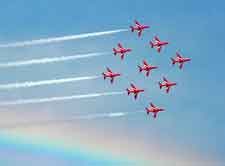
[0,0,224,165]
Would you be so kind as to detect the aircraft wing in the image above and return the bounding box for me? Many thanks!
[163,77,168,82]
[146,71,150,77]
[150,102,156,108]
[179,63,184,69]
[138,30,142,37]
[166,87,170,93]
[106,67,112,73]
[157,46,162,53]
[121,54,125,60]
[134,93,138,100]
[154,36,160,42]
[110,78,114,84]
[153,112,157,118]
[176,52,182,58]
[143,60,148,66]
[134,20,141,26]
[130,83,136,89]
[118,43,123,49]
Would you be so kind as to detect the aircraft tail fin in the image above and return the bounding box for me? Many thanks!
[171,58,176,65]
[113,48,117,55]
[159,82,163,89]
[150,41,154,48]
[130,26,135,32]
[102,73,106,80]
[138,65,143,72]
[145,108,149,115]
[126,89,130,95]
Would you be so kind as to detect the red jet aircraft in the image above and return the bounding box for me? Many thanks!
[171,51,191,69]
[113,43,132,60]
[145,102,165,118]
[126,83,144,100]
[150,36,169,53]
[138,60,158,77]
[130,20,150,37]
[159,77,177,93]
[102,67,121,84]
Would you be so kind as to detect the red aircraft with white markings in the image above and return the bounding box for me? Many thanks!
[126,83,144,100]
[130,20,150,37]
[145,102,165,119]
[113,43,132,60]
[159,77,177,93]
[171,51,191,69]
[138,60,158,77]
[102,67,121,84]
[150,36,169,53]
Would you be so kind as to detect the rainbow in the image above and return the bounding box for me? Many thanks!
[0,131,136,165]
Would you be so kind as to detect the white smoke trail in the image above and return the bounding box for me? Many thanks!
[0,29,128,48]
[0,75,100,90]
[71,111,143,120]
[65,111,145,120]
[72,112,130,120]
[0,91,125,106]
[0,111,145,129]
[0,52,109,68]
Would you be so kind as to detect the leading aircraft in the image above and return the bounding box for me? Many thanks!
[171,51,191,69]
[102,67,121,84]
[130,20,150,37]
[126,83,144,100]
[159,77,177,93]
[150,36,169,53]
[145,102,165,119]
[113,43,132,60]
[138,60,158,77]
